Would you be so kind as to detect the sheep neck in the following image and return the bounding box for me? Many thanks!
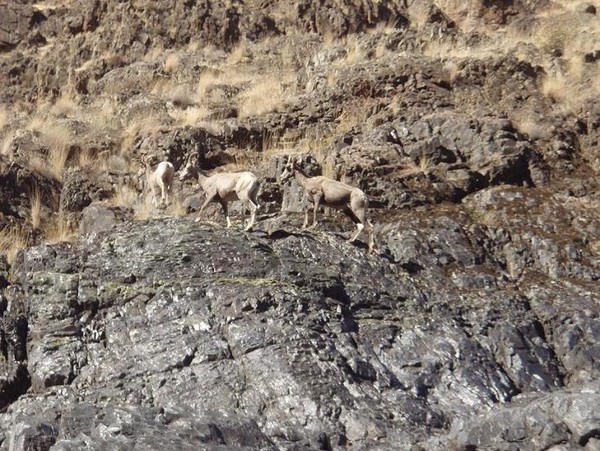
[196,169,210,188]
[292,165,311,188]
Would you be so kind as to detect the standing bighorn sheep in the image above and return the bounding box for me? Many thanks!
[281,155,375,253]
[179,155,260,231]
[138,159,175,206]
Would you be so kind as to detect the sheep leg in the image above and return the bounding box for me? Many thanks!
[302,210,310,229]
[310,194,322,228]
[151,186,158,207]
[195,194,215,222]
[163,182,171,206]
[366,220,375,253]
[244,199,259,232]
[348,222,364,243]
[219,201,232,228]
[159,181,167,206]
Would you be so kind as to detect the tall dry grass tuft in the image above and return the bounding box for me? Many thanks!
[171,106,211,126]
[227,41,251,65]
[0,225,30,264]
[238,76,291,118]
[398,155,433,178]
[0,134,14,157]
[27,117,73,180]
[164,52,182,74]
[120,113,164,154]
[197,71,220,100]
[29,184,43,230]
[110,183,154,221]
[0,107,7,130]
[43,210,77,244]
[48,145,71,180]
[52,92,79,117]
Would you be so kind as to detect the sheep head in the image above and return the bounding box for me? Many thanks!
[179,152,200,182]
[280,155,302,182]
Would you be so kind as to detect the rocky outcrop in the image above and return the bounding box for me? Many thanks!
[0,202,596,449]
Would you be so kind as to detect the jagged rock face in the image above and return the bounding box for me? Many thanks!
[0,207,597,449]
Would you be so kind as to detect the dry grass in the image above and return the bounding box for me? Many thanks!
[165,84,197,108]
[398,155,433,178]
[164,52,182,74]
[26,117,72,179]
[227,41,251,65]
[110,183,154,221]
[48,145,71,180]
[170,106,211,126]
[511,114,551,141]
[52,93,79,117]
[29,185,43,230]
[0,226,30,264]
[196,71,220,99]
[260,131,287,162]
[237,76,288,118]
[111,183,139,208]
[43,211,77,244]
[0,107,7,131]
[0,134,14,157]
[167,198,188,218]
[77,148,98,169]
[120,113,164,154]
[334,99,375,136]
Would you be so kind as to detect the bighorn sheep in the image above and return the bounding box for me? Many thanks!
[178,154,260,231]
[281,156,375,253]
[137,159,175,206]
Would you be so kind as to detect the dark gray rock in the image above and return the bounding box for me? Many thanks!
[0,212,596,449]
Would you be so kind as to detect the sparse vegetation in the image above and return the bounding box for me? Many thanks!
[237,76,289,118]
[29,184,43,230]
[0,226,30,264]
[43,210,77,244]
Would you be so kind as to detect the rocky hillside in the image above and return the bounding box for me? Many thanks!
[0,0,599,449]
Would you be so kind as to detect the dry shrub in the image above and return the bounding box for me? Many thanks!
[143,45,165,63]
[535,22,572,54]
[0,226,30,264]
[332,35,369,66]
[86,98,120,131]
